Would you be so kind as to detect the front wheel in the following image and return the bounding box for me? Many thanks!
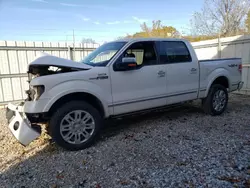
[202,84,228,116]
[48,101,102,151]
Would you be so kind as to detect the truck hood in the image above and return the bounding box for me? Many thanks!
[29,52,92,69]
[27,52,92,78]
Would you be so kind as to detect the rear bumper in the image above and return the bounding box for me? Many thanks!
[6,103,41,146]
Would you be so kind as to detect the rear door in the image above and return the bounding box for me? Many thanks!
[158,41,199,104]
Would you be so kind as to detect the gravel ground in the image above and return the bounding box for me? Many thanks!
[0,94,250,188]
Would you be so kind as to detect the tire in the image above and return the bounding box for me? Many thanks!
[48,101,103,151]
[202,84,228,116]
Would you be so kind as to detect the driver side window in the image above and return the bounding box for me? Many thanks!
[120,41,157,66]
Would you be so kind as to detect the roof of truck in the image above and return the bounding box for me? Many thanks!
[114,37,189,43]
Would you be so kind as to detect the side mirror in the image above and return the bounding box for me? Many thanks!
[115,57,137,71]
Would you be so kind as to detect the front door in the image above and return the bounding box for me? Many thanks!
[109,41,167,115]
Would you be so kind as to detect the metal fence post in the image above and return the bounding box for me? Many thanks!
[68,46,73,60]
[218,36,222,58]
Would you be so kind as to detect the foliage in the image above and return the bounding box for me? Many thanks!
[121,0,250,43]
[122,20,219,42]
[183,35,218,42]
[190,0,250,36]
[126,20,181,38]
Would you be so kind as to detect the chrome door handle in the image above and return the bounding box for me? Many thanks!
[158,70,165,74]
[191,68,197,71]
[190,68,197,74]
[158,70,165,77]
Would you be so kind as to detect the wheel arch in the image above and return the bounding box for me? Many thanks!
[205,75,230,97]
[48,92,107,118]
[211,76,229,88]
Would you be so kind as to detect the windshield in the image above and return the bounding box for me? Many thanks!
[80,41,127,66]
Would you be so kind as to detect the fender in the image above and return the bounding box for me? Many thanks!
[42,80,112,117]
[204,68,231,97]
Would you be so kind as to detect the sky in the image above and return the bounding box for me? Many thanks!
[0,0,204,43]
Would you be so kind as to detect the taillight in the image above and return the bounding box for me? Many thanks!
[238,64,242,73]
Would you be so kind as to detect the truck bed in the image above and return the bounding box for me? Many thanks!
[199,58,241,63]
[198,57,242,98]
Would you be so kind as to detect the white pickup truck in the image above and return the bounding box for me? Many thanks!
[6,38,243,150]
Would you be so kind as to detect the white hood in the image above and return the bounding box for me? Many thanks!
[29,52,92,69]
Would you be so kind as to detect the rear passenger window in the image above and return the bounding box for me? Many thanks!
[160,41,192,63]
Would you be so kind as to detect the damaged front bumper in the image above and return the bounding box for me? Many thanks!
[6,103,41,146]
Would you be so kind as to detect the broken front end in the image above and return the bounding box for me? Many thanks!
[6,54,92,146]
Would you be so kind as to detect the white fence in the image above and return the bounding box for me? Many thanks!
[0,35,250,105]
[0,41,99,105]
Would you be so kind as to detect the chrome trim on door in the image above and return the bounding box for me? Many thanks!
[109,90,198,107]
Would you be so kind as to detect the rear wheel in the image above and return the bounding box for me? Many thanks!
[49,101,102,151]
[202,84,228,116]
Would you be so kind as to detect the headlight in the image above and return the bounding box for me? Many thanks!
[31,85,45,100]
